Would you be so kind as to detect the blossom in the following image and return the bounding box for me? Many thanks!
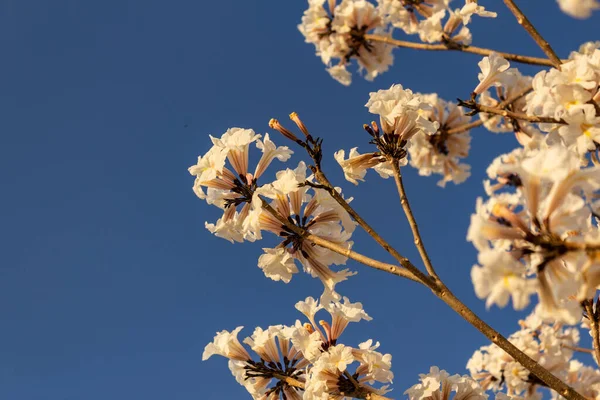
[471,249,537,310]
[255,162,357,297]
[468,145,600,323]
[334,148,388,185]
[299,0,393,85]
[203,326,252,361]
[409,93,472,186]
[557,0,600,18]
[189,128,292,243]
[474,53,513,95]
[405,366,487,400]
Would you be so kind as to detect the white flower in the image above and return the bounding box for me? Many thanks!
[408,94,472,186]
[557,0,600,18]
[406,367,486,400]
[327,64,352,86]
[256,162,356,296]
[471,249,537,310]
[334,148,387,185]
[257,247,299,283]
[203,326,251,361]
[190,127,291,243]
[474,53,513,95]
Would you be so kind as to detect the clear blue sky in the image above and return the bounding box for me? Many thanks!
[0,1,597,399]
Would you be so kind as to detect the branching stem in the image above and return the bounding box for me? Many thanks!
[365,34,560,67]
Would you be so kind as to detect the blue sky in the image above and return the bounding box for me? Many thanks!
[0,1,598,399]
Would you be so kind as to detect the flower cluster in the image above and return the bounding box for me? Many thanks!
[188,128,292,243]
[468,142,600,323]
[405,366,488,400]
[524,44,600,159]
[466,310,600,399]
[299,0,496,85]
[335,84,472,186]
[203,296,393,399]
[189,124,359,300]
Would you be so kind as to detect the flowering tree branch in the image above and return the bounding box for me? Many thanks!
[197,2,600,398]
[364,34,560,67]
[273,116,586,400]
[502,0,563,68]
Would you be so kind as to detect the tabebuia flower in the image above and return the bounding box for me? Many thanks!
[298,0,394,85]
[524,46,600,158]
[336,85,473,187]
[468,144,600,323]
[188,128,292,243]
[298,0,496,85]
[203,296,392,399]
[409,93,472,187]
[251,161,357,300]
[405,366,487,400]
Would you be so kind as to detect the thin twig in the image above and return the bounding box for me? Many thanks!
[459,101,565,125]
[502,0,562,68]
[365,34,559,67]
[447,86,533,135]
[390,159,438,280]
[561,344,594,354]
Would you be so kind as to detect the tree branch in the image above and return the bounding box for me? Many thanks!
[364,34,560,67]
[446,85,533,135]
[458,99,565,125]
[584,300,600,366]
[390,159,438,280]
[310,169,432,286]
[502,0,562,68]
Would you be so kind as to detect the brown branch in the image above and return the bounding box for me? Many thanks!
[310,170,433,286]
[460,101,565,125]
[561,344,594,354]
[365,34,559,67]
[431,282,584,400]
[584,300,600,366]
[390,159,438,280]
[502,0,562,68]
